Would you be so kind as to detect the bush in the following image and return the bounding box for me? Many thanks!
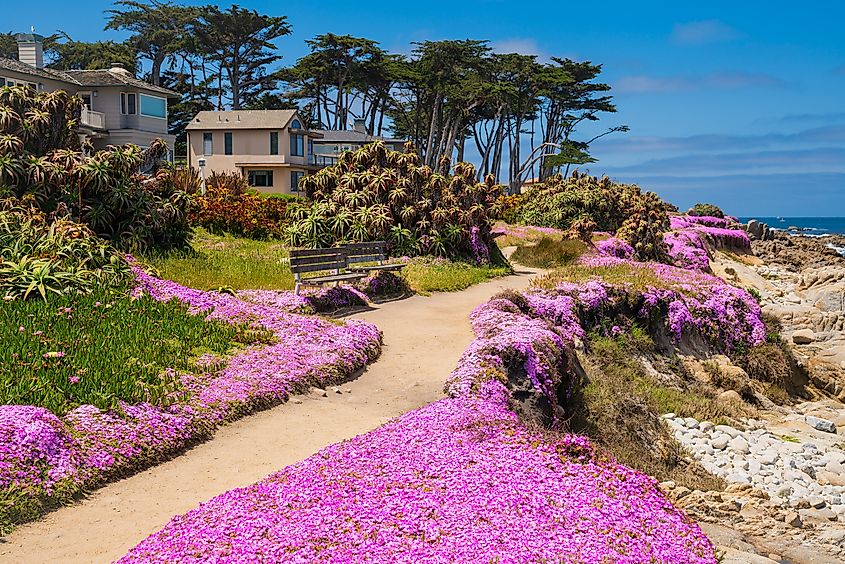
[0,87,191,251]
[506,172,671,261]
[189,172,299,239]
[0,198,130,299]
[688,203,724,218]
[510,237,587,268]
[293,142,504,263]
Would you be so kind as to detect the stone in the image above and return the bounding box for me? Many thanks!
[715,424,740,438]
[313,387,328,397]
[291,398,303,404]
[661,412,676,420]
[683,417,699,429]
[792,329,816,344]
[785,511,802,528]
[330,386,342,394]
[719,390,743,404]
[699,421,714,432]
[726,472,751,484]
[729,436,751,454]
[819,528,845,545]
[808,495,827,509]
[806,415,837,433]
[713,435,730,450]
[799,507,837,522]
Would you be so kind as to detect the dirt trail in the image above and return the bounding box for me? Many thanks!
[0,266,543,564]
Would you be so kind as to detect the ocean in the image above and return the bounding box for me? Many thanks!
[738,217,845,256]
[739,217,845,236]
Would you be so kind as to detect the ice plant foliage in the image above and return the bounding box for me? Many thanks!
[666,215,751,269]
[121,383,715,564]
[0,268,381,527]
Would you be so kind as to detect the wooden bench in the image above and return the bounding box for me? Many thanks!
[289,248,366,295]
[343,241,405,273]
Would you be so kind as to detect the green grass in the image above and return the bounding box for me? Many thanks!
[531,262,672,293]
[510,237,588,269]
[570,331,731,491]
[403,260,512,294]
[144,229,294,291]
[0,287,266,414]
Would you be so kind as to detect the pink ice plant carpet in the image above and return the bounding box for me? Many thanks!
[0,268,381,523]
[119,238,759,562]
[120,380,715,564]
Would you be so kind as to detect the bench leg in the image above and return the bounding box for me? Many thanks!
[294,282,301,295]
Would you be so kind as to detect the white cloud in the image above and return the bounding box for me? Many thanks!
[671,20,742,45]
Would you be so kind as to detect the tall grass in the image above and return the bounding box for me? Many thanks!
[510,238,587,268]
[0,287,263,414]
[403,261,511,294]
[145,229,294,291]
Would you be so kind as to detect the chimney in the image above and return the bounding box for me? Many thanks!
[15,33,44,69]
[353,118,367,134]
[109,62,132,77]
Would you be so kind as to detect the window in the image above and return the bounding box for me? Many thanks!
[224,132,233,155]
[269,131,279,155]
[248,170,273,188]
[290,171,304,192]
[291,119,302,130]
[80,93,92,109]
[203,132,213,155]
[121,92,136,115]
[290,132,304,157]
[140,94,166,118]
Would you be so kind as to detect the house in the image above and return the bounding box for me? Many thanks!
[0,33,177,156]
[185,109,323,195]
[311,119,405,166]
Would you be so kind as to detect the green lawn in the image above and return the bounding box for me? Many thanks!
[145,229,295,291]
[146,229,511,295]
[403,260,511,294]
[0,287,263,414]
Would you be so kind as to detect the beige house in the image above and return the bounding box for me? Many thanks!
[311,119,405,167]
[0,33,177,156]
[185,110,322,194]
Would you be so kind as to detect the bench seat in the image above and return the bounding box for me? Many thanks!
[301,272,366,285]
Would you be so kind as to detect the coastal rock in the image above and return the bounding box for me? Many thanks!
[806,415,837,434]
[792,329,816,345]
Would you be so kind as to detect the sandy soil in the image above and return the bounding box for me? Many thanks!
[0,266,542,564]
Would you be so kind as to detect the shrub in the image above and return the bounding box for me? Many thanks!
[0,198,130,299]
[0,86,191,251]
[688,203,724,218]
[292,142,504,263]
[189,172,298,239]
[510,237,588,268]
[616,192,670,261]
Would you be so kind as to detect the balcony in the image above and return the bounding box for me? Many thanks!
[311,154,339,167]
[80,109,106,130]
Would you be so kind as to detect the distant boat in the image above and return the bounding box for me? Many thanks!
[777,217,785,222]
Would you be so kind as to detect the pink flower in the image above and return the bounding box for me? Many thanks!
[42,351,65,359]
[68,376,80,384]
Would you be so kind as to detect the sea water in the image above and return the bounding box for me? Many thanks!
[739,217,845,256]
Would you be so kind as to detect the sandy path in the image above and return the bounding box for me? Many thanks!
[0,266,542,564]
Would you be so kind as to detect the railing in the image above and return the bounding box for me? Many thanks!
[80,109,106,130]
[311,154,339,167]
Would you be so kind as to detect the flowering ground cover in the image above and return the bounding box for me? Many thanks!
[0,268,381,531]
[123,239,743,562]
[122,381,715,564]
[664,215,751,272]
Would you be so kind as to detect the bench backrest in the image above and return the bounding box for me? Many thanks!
[344,241,387,264]
[289,248,347,277]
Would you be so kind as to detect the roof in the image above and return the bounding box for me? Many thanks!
[0,57,78,84]
[64,70,178,97]
[313,129,404,144]
[186,110,301,131]
[0,59,177,97]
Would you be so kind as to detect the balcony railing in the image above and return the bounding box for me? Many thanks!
[80,109,106,130]
[311,154,339,167]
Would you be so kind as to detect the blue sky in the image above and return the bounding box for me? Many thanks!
[6,0,845,215]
